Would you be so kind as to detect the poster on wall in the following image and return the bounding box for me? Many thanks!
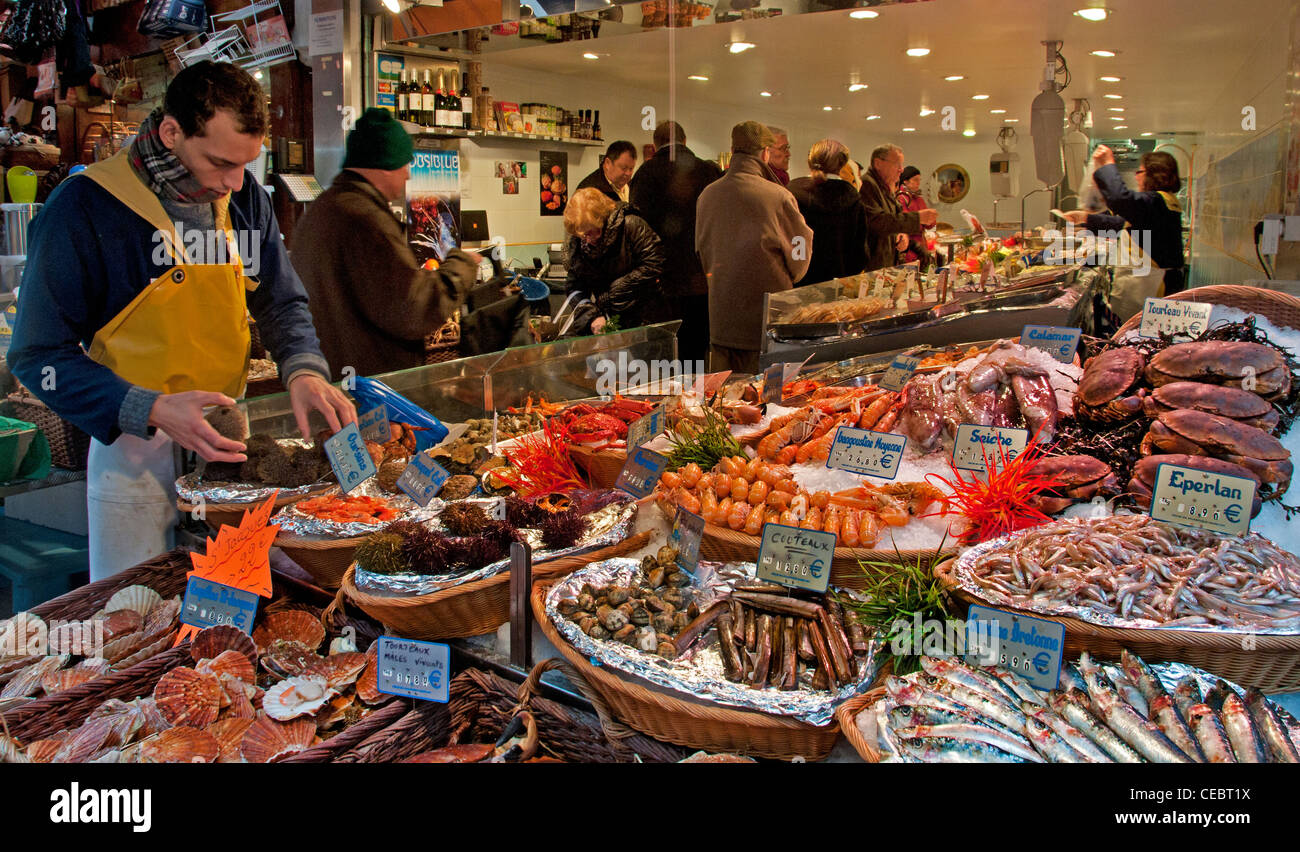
[539,150,567,216]
[376,53,404,114]
[407,142,461,265]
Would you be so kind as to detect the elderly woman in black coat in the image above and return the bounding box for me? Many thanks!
[561,187,665,335]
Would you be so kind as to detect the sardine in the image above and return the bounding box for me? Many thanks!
[1173,679,1203,724]
[1220,692,1266,763]
[1187,704,1236,763]
[986,665,1047,707]
[1024,703,1113,763]
[921,656,1022,709]
[1244,689,1299,763]
[1276,706,1300,755]
[1119,648,1169,709]
[1058,662,1088,695]
[1023,714,1092,763]
[895,733,1030,763]
[925,676,1027,733]
[1104,665,1150,720]
[1149,695,1206,762]
[1091,683,1192,762]
[888,691,1023,738]
[1205,680,1232,714]
[1049,690,1144,763]
[895,723,1044,763]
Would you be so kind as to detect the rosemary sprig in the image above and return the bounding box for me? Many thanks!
[665,407,744,472]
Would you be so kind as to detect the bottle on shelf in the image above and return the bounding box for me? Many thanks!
[431,69,445,128]
[396,69,408,123]
[420,69,433,127]
[592,109,602,141]
[460,71,473,130]
[582,109,592,140]
[447,70,463,129]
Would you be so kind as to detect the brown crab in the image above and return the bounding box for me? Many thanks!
[1128,454,1263,517]
[1146,341,1291,400]
[1029,455,1121,514]
[1142,381,1280,432]
[1140,409,1292,493]
[1075,348,1148,422]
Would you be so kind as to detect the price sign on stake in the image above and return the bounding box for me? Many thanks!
[181,577,259,633]
[397,452,450,507]
[615,447,669,498]
[756,522,835,594]
[1138,297,1213,341]
[826,426,906,480]
[358,405,391,443]
[626,403,666,451]
[952,424,1029,472]
[1150,463,1256,536]
[762,362,784,404]
[324,422,378,493]
[376,636,450,703]
[670,506,706,574]
[1020,325,1082,363]
[964,605,1064,691]
[878,354,922,392]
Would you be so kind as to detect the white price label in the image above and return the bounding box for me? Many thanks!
[878,355,922,393]
[1138,298,1212,341]
[825,427,906,480]
[951,424,1029,472]
[1150,464,1255,535]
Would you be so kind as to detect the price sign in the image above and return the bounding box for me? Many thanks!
[762,362,785,404]
[358,405,391,443]
[615,447,669,498]
[756,523,835,594]
[825,427,906,480]
[376,636,450,703]
[180,577,259,633]
[952,424,1029,472]
[396,452,450,507]
[323,422,378,493]
[1020,325,1082,363]
[1138,297,1212,340]
[878,354,922,392]
[964,605,1064,691]
[626,403,666,451]
[669,506,706,574]
[1150,463,1256,535]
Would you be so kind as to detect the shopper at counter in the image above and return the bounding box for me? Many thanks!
[561,187,665,335]
[765,126,792,187]
[788,139,867,287]
[292,108,478,380]
[696,121,812,374]
[8,61,354,579]
[627,120,722,363]
[861,144,937,271]
[577,140,637,203]
[1063,146,1186,321]
[896,165,933,269]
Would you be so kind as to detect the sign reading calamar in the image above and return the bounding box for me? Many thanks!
[1138,297,1212,341]
[1020,325,1082,363]
[826,426,906,480]
[1150,463,1256,535]
[323,422,378,494]
[965,605,1064,691]
[756,523,835,593]
[952,424,1029,472]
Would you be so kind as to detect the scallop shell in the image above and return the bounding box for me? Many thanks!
[113,629,178,670]
[101,631,149,665]
[0,734,28,764]
[0,655,42,680]
[0,612,46,655]
[1,655,69,699]
[262,675,336,721]
[90,749,121,764]
[152,667,221,728]
[41,658,112,695]
[190,624,257,667]
[307,651,368,689]
[47,620,99,654]
[261,639,324,679]
[134,698,172,738]
[314,693,356,732]
[402,744,494,763]
[207,718,255,763]
[140,727,219,763]
[224,688,258,720]
[102,609,144,642]
[142,597,181,635]
[240,716,316,764]
[197,649,257,686]
[54,717,119,763]
[26,736,68,763]
[253,610,325,653]
[355,643,383,705]
[82,697,148,748]
[105,585,162,618]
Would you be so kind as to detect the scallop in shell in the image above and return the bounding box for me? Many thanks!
[207,718,254,763]
[225,688,257,720]
[41,658,112,695]
[101,609,144,642]
[134,697,172,738]
[142,597,181,635]
[306,651,367,689]
[262,675,336,721]
[1,655,69,699]
[105,585,162,618]
[140,727,219,764]
[239,716,316,763]
[101,631,149,665]
[260,639,323,679]
[355,642,383,705]
[113,629,178,670]
[190,624,257,667]
[197,649,257,688]
[152,667,221,728]
[252,610,325,653]
[54,717,119,763]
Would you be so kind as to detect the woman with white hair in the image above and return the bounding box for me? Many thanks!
[561,187,665,335]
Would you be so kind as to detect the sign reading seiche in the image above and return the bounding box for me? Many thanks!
[1150,463,1256,535]
[951,424,1029,472]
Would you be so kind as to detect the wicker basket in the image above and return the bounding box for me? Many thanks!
[424,318,462,364]
[274,532,368,590]
[28,548,193,623]
[934,558,1300,692]
[568,445,627,489]
[1114,284,1300,337]
[6,391,91,470]
[177,487,328,535]
[331,697,454,762]
[835,687,887,762]
[332,530,653,641]
[532,577,841,761]
[276,696,410,763]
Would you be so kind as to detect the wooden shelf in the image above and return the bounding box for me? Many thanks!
[401,125,604,147]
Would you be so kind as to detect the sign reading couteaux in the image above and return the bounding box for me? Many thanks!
[376,636,450,703]
[357,405,391,443]
[951,424,1030,473]
[1149,463,1257,536]
[615,446,669,498]
[1138,297,1213,341]
[323,422,378,494]
[1020,325,1082,363]
[756,523,835,594]
[825,427,906,480]
[878,354,922,393]
[396,451,451,507]
[964,605,1065,691]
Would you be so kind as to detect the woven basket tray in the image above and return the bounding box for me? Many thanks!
[332,530,653,641]
[934,558,1300,692]
[274,532,368,590]
[834,687,887,762]
[568,445,627,489]
[177,487,329,534]
[532,577,841,761]
[28,548,193,623]
[6,391,91,471]
[1114,284,1300,337]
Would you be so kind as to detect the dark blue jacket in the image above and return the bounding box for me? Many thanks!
[1085,163,1185,274]
[8,170,329,445]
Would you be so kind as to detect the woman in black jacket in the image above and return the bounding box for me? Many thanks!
[561,187,665,335]
[788,139,868,286]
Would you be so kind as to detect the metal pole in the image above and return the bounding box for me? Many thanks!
[509,539,533,670]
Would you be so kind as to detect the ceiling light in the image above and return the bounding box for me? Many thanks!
[582,52,599,60]
[1099,75,1122,82]
[902,127,916,132]
[1108,115,1125,120]
[1104,94,1122,99]
[962,129,976,137]
[919,107,934,116]
[688,75,709,81]
[823,106,833,111]
[849,9,878,18]
[382,0,399,11]
[1004,118,1019,122]
[1114,125,1127,129]
[1108,107,1124,112]
[1141,131,1153,136]
[971,94,989,100]
[989,108,1006,114]
[1090,50,1117,57]
[728,42,756,53]
[1075,7,1108,21]
[944,75,964,81]
[866,114,881,120]
[253,69,264,80]
[760,91,772,97]
[906,48,930,57]
[848,83,869,92]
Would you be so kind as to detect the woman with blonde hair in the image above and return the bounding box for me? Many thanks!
[560,187,665,335]
[788,139,868,286]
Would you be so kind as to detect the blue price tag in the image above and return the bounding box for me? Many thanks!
[626,403,665,451]
[825,426,906,480]
[878,354,922,392]
[358,405,391,443]
[756,522,835,593]
[396,452,450,507]
[181,576,259,634]
[964,605,1065,691]
[323,422,378,494]
[376,636,451,703]
[1020,324,1082,363]
[615,447,668,498]
[670,506,706,574]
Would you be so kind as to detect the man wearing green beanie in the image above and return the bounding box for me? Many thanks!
[291,107,479,379]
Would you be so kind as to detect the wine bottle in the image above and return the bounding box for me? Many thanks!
[396,69,408,122]
[460,71,473,130]
[592,109,602,141]
[432,70,445,128]
[418,70,431,127]
[582,109,592,140]
[447,70,462,129]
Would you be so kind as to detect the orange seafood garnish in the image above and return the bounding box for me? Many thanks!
[295,494,397,523]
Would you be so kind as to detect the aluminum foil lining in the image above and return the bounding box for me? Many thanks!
[354,498,640,596]
[175,438,333,504]
[545,558,879,726]
[865,661,1273,763]
[273,480,445,538]
[948,531,1300,636]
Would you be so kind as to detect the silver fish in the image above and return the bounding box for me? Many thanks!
[1024,703,1113,763]
[1105,665,1150,720]
[1204,680,1232,714]
[1187,703,1236,763]
[1091,683,1192,763]
[1220,692,1266,763]
[1076,652,1117,703]
[1120,648,1168,709]
[1173,679,1203,724]
[895,723,1044,763]
[1276,706,1300,755]
[1058,662,1088,695]
[921,656,1022,709]
[1149,694,1206,763]
[986,665,1046,707]
[1049,690,1144,763]
[1023,714,1092,762]
[1244,689,1299,764]
[925,676,1028,733]
[895,732,1031,763]
[888,692,1024,738]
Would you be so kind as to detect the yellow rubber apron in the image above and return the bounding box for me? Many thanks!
[1107,191,1180,324]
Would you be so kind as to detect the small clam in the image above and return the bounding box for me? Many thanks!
[656,545,679,568]
[576,615,598,634]
[656,643,677,660]
[606,587,631,606]
[646,567,666,589]
[656,632,674,644]
[640,556,658,574]
[598,606,629,632]
[662,589,685,610]
[557,599,580,617]
[635,627,659,652]
[612,625,637,644]
[577,593,596,612]
[667,571,692,588]
[672,612,691,632]
[644,595,671,614]
[687,601,700,619]
[581,583,599,598]
[629,606,651,627]
[651,613,675,634]
[588,625,611,641]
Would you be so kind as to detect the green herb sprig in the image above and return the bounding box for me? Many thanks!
[665,407,744,472]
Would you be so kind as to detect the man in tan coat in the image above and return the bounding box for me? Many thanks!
[695,122,812,374]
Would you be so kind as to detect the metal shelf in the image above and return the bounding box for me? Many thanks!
[0,468,86,500]
[401,125,604,147]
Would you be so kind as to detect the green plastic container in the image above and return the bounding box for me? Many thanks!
[0,415,51,481]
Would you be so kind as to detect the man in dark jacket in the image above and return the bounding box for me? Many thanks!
[577,140,637,204]
[627,121,722,362]
[292,108,478,380]
[563,186,665,335]
[860,144,937,270]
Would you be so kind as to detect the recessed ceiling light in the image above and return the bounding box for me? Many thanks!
[962,129,976,137]
[728,42,756,54]
[848,83,869,92]
[1075,7,1108,22]
[1140,132,1153,136]
[688,75,709,81]
[972,94,989,100]
[849,9,878,18]
[1004,118,1019,122]
[1099,75,1123,82]
[1114,125,1127,129]
[1108,115,1125,120]
[382,0,399,11]
[866,114,882,120]
[919,107,934,117]
[253,69,264,80]
[582,53,599,60]
[944,75,964,81]
[760,91,772,97]
[906,48,930,57]
[902,127,916,132]
[1090,50,1117,57]
[823,106,833,111]
[1104,94,1122,99]
[1108,107,1125,112]
[990,108,1006,114]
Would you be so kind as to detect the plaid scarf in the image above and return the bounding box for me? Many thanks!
[128,108,227,205]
